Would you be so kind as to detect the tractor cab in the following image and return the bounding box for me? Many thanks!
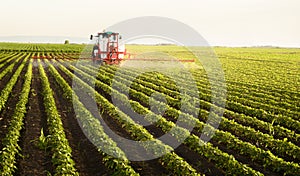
[90,31,125,64]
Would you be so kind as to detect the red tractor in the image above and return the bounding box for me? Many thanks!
[90,31,126,64]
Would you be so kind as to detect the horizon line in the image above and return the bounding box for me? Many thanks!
[0,35,299,49]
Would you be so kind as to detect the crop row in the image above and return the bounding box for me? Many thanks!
[103,64,299,120]
[0,53,26,82]
[136,69,299,117]
[190,68,300,105]
[38,59,79,175]
[0,54,30,113]
[106,64,299,119]
[98,65,300,161]
[45,59,141,176]
[0,58,31,175]
[171,71,299,118]
[60,61,266,176]
[100,65,300,133]
[52,59,204,175]
[90,64,299,146]
[99,65,300,144]
[73,62,300,175]
[0,53,19,64]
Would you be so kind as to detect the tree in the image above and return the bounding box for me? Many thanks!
[64,40,69,44]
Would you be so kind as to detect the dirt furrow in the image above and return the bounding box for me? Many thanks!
[45,63,111,176]
[57,62,170,176]
[17,60,53,176]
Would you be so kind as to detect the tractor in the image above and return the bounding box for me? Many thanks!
[90,31,126,64]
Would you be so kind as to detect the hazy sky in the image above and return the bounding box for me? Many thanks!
[1,0,300,47]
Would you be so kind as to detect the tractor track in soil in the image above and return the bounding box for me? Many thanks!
[17,60,54,176]
[0,57,27,150]
[58,63,171,176]
[45,63,111,176]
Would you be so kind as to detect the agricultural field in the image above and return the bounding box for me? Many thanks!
[0,42,299,176]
